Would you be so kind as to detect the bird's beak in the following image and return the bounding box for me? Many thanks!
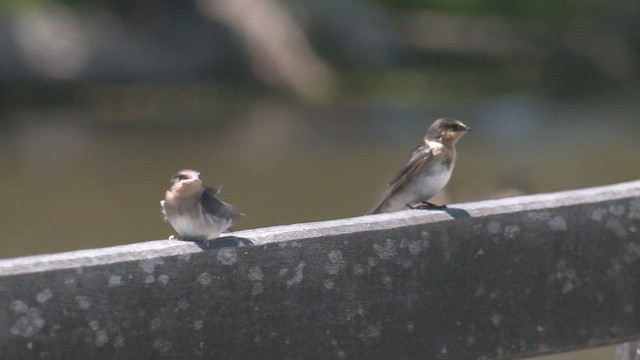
[464,127,473,132]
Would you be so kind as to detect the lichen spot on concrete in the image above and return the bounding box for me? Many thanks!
[324,279,335,290]
[503,225,521,239]
[607,259,622,276]
[325,250,346,275]
[381,274,392,289]
[158,274,170,285]
[609,204,626,217]
[178,253,192,262]
[108,275,122,288]
[590,208,607,221]
[374,239,397,259]
[75,296,91,310]
[491,313,502,327]
[153,338,173,353]
[177,299,189,310]
[278,268,288,277]
[406,321,414,333]
[248,266,264,281]
[193,320,204,330]
[197,272,212,285]
[401,239,428,255]
[367,256,378,267]
[95,330,109,347]
[139,258,165,274]
[547,216,568,232]
[420,230,430,240]
[286,261,305,287]
[606,218,628,238]
[353,264,367,276]
[11,300,28,314]
[144,275,155,284]
[487,221,502,235]
[252,282,264,295]
[151,318,162,330]
[217,247,237,265]
[562,281,574,294]
[527,211,551,222]
[113,336,125,348]
[10,307,45,338]
[89,321,100,331]
[365,324,381,338]
[623,242,640,264]
[36,288,53,303]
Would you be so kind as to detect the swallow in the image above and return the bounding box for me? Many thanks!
[161,169,244,242]
[368,118,471,214]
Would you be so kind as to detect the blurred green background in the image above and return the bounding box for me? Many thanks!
[0,1,639,357]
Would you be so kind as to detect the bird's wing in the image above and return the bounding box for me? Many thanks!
[368,143,433,214]
[201,186,244,219]
[204,186,221,196]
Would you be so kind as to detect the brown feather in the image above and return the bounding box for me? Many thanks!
[368,141,433,214]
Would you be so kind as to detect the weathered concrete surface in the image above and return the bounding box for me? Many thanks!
[1,180,639,359]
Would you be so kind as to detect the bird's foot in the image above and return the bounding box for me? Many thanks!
[408,201,448,210]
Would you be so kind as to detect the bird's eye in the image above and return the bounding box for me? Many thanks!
[177,174,188,181]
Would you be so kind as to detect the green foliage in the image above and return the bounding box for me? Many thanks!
[0,0,89,12]
[0,0,41,12]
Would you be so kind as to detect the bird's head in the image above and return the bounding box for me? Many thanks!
[425,118,471,146]
[168,169,203,197]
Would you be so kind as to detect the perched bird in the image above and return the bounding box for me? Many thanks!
[368,118,471,214]
[161,169,243,242]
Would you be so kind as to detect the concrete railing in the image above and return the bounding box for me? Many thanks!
[1,180,639,359]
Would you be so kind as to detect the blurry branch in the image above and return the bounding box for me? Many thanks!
[196,0,336,100]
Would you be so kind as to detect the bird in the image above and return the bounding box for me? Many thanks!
[161,169,244,242]
[368,118,471,214]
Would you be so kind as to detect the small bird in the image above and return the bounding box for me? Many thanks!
[161,169,244,242]
[368,118,471,214]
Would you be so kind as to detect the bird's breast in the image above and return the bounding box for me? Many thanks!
[167,211,231,240]
[415,161,453,198]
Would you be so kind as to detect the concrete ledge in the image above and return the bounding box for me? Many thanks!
[1,180,639,359]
